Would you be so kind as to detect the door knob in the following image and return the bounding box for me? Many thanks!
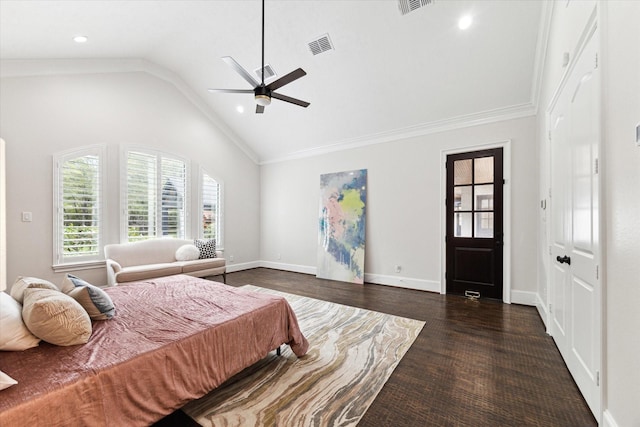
[556,255,571,265]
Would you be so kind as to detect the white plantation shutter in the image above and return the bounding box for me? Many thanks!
[160,157,186,238]
[126,150,187,241]
[54,147,104,263]
[201,172,220,240]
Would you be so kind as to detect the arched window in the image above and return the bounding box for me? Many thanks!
[53,146,105,265]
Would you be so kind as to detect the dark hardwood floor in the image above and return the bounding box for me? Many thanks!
[156,268,596,427]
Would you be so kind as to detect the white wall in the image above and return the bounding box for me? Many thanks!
[261,115,538,298]
[537,1,640,425]
[602,2,640,426]
[0,68,260,287]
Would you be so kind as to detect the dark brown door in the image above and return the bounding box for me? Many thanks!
[446,148,503,300]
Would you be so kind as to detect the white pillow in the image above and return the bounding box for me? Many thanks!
[175,244,200,261]
[0,291,40,351]
[0,370,18,390]
[10,276,59,304]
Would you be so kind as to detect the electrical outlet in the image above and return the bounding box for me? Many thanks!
[21,212,32,222]
[229,255,234,262]
[277,253,281,260]
[394,265,401,273]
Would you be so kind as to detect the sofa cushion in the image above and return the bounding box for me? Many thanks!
[179,258,226,274]
[115,263,183,283]
[194,239,217,259]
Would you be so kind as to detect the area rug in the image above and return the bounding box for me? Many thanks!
[183,286,425,427]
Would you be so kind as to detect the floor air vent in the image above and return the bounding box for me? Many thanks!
[308,34,334,56]
[398,0,434,16]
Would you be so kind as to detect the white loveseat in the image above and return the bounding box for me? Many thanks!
[104,238,226,286]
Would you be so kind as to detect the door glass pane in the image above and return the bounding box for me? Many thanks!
[475,212,494,238]
[474,156,494,184]
[454,159,472,185]
[454,186,472,211]
[474,185,494,210]
[454,213,472,237]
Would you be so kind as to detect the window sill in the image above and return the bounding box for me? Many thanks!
[52,260,106,273]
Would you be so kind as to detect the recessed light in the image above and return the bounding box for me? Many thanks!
[236,105,244,113]
[458,15,473,30]
[73,35,89,43]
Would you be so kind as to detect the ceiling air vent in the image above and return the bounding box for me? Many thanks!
[254,64,277,82]
[398,0,434,16]
[308,34,334,56]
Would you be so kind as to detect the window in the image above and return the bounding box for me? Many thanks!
[200,171,221,242]
[54,146,105,265]
[125,150,188,241]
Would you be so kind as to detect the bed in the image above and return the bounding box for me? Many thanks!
[0,275,309,426]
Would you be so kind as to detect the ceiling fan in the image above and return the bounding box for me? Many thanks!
[208,0,310,114]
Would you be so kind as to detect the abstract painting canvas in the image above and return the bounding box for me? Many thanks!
[317,169,367,284]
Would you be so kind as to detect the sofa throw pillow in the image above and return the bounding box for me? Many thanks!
[10,276,59,304]
[175,244,200,261]
[61,274,116,320]
[0,292,40,351]
[194,239,217,259]
[22,287,92,346]
[0,370,18,391]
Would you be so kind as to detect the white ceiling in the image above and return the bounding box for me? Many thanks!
[0,0,545,164]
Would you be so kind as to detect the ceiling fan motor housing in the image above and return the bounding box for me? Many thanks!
[254,85,272,106]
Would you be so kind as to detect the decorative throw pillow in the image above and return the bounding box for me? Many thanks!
[10,276,59,304]
[194,238,217,259]
[0,292,40,351]
[175,244,200,261]
[22,287,92,346]
[0,370,18,391]
[61,274,116,320]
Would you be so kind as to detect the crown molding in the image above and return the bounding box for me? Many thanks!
[260,102,536,165]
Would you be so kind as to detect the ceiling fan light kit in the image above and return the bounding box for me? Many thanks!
[208,0,309,114]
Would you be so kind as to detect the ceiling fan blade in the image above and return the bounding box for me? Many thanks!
[256,104,265,114]
[221,56,259,88]
[271,92,310,108]
[207,88,254,94]
[266,68,307,91]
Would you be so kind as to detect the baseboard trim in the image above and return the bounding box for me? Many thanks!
[510,290,537,306]
[602,410,619,427]
[535,294,550,331]
[258,261,317,275]
[364,273,440,293]
[226,261,261,273]
[230,263,539,301]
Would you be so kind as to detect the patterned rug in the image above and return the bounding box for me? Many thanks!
[183,286,425,427]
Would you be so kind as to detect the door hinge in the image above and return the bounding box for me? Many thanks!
[596,265,599,280]
[596,370,600,386]
[594,158,599,174]
[595,53,598,69]
[549,303,553,313]
[548,130,552,141]
[549,187,552,198]
[549,246,552,255]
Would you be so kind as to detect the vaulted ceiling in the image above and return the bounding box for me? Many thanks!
[0,1,545,163]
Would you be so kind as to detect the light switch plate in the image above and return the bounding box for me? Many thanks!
[636,122,640,146]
